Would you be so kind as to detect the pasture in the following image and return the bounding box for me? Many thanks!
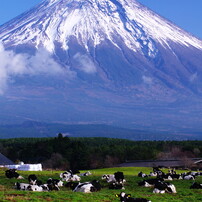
[0,167,202,201]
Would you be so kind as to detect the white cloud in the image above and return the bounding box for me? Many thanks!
[142,75,153,85]
[0,43,74,94]
[73,53,97,74]
[28,48,65,75]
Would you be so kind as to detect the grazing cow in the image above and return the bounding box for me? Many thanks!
[114,172,126,184]
[168,169,176,175]
[80,171,92,176]
[5,169,23,179]
[166,183,177,193]
[170,174,181,180]
[40,184,50,191]
[152,167,164,177]
[47,184,60,191]
[138,178,163,187]
[153,188,166,194]
[138,172,148,178]
[109,182,125,190]
[102,174,116,183]
[190,182,202,189]
[159,174,173,181]
[74,182,94,193]
[67,180,101,193]
[47,178,63,187]
[27,185,44,192]
[153,181,176,194]
[15,182,30,190]
[46,178,63,191]
[60,171,72,180]
[182,175,195,180]
[115,192,151,202]
[28,184,51,192]
[186,171,200,177]
[102,172,125,184]
[28,174,38,185]
[153,167,161,173]
[15,182,48,192]
[148,172,157,177]
[60,171,81,182]
[70,175,81,182]
[28,174,43,185]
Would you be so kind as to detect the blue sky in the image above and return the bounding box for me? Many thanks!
[0,0,41,24]
[0,0,202,40]
[138,0,202,40]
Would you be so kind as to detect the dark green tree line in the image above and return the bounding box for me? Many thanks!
[0,136,201,170]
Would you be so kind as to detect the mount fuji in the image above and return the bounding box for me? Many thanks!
[0,0,202,139]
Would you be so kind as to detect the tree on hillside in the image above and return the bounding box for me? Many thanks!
[43,153,69,170]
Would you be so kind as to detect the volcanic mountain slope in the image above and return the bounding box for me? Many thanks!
[0,0,202,136]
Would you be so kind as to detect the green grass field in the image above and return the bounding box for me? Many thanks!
[0,167,202,202]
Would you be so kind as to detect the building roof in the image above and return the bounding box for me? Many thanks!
[0,153,14,165]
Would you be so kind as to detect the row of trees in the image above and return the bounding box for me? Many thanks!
[0,135,202,170]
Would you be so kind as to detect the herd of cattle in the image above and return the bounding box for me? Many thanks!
[4,167,202,202]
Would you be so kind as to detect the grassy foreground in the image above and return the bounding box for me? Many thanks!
[0,167,202,202]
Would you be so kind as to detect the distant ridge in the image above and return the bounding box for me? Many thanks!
[0,121,201,140]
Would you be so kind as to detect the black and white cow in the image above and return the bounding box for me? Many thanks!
[15,182,49,192]
[15,182,30,191]
[5,169,23,179]
[138,172,148,178]
[115,192,151,202]
[70,175,81,181]
[114,172,126,184]
[187,171,201,177]
[105,172,126,190]
[102,174,116,183]
[153,181,177,194]
[27,185,46,192]
[152,167,162,173]
[80,171,92,176]
[109,182,125,190]
[67,180,101,193]
[28,174,43,185]
[60,171,71,180]
[182,174,195,180]
[152,167,165,177]
[47,178,63,190]
[158,174,173,181]
[102,172,126,185]
[190,182,202,189]
[138,178,163,187]
[170,174,182,180]
[60,171,81,182]
[28,174,38,185]
[148,172,157,177]
[168,169,176,175]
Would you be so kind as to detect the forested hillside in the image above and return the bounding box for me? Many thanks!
[0,136,202,170]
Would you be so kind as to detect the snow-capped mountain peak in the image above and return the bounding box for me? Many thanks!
[0,0,202,54]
